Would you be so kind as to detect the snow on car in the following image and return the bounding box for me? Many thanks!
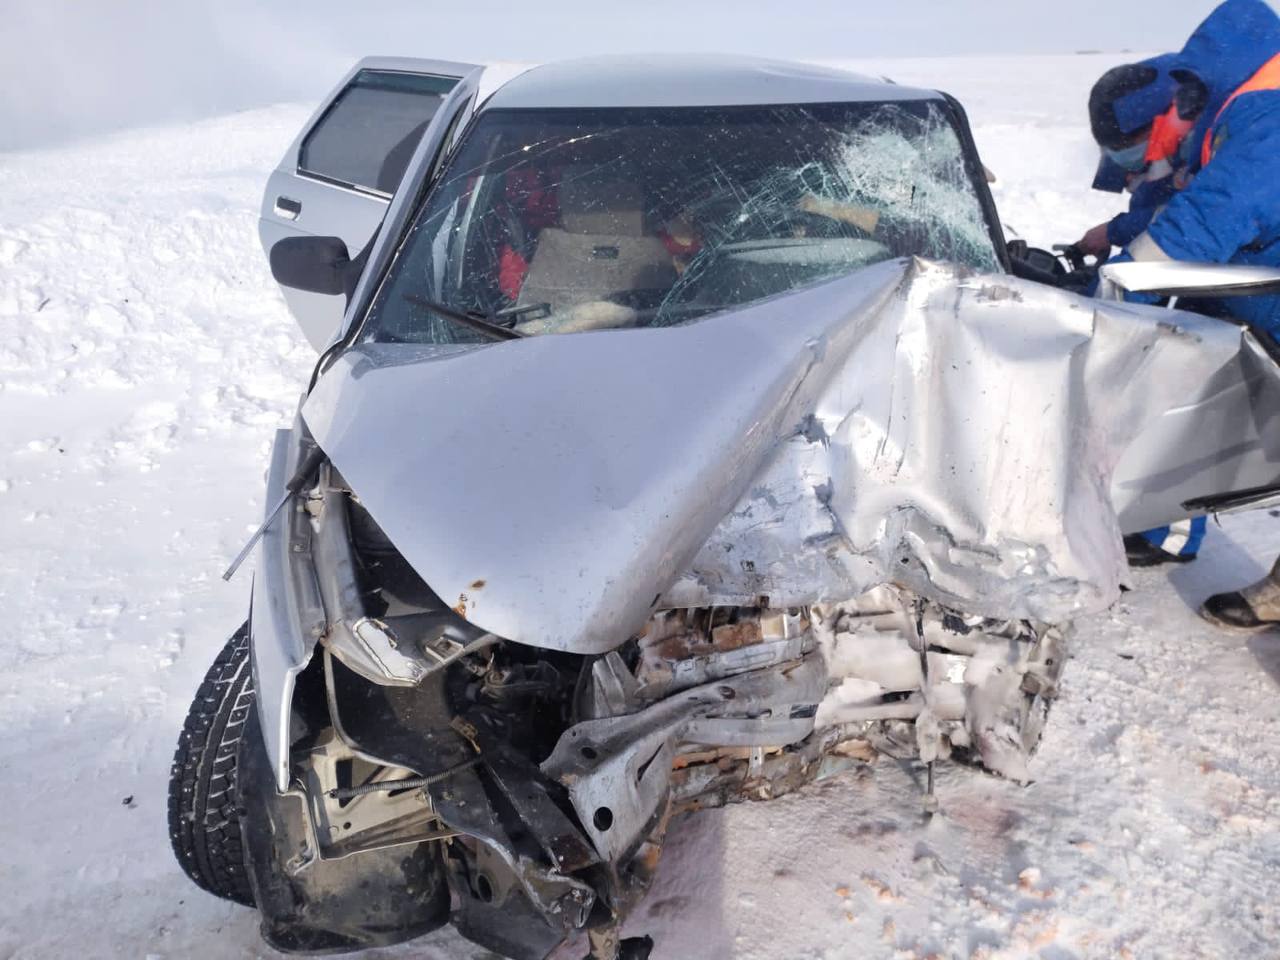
[163,55,1280,960]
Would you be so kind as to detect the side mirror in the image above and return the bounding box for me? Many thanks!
[1098,260,1280,301]
[269,236,354,297]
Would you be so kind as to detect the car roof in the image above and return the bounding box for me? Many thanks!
[352,55,482,78]
[480,54,941,110]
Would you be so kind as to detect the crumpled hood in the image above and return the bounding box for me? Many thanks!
[303,259,1256,653]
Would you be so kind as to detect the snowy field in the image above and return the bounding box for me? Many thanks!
[2,53,1279,959]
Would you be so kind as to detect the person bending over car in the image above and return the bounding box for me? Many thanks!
[1096,0,1280,627]
[1081,55,1207,567]
[1113,0,1280,332]
[1078,54,1190,261]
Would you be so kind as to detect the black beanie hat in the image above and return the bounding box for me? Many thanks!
[1089,63,1162,149]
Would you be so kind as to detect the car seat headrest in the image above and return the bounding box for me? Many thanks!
[559,165,645,236]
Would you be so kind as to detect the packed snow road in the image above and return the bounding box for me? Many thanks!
[1,54,1278,959]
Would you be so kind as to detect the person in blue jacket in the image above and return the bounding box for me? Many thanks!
[1105,0,1280,626]
[1117,0,1280,336]
[1079,56,1208,566]
[1076,54,1187,260]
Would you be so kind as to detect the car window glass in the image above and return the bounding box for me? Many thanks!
[299,70,460,195]
[362,100,1002,345]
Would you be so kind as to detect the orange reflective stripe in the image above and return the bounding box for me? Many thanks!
[1201,51,1280,167]
[1145,104,1193,164]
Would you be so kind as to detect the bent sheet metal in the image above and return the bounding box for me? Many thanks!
[303,258,1280,651]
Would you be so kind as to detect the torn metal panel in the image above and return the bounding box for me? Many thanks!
[670,267,1270,622]
[304,258,1280,653]
[249,422,325,791]
[541,648,826,863]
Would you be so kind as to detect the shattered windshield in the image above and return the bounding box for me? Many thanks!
[362,100,1000,343]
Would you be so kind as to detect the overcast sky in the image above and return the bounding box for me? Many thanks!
[0,0,1249,150]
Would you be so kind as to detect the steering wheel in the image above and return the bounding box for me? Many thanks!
[1052,243,1090,273]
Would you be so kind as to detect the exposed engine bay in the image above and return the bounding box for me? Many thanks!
[240,464,1065,958]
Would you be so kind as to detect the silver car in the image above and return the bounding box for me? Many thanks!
[170,54,1280,960]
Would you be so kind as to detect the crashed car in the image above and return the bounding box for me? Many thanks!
[168,55,1280,960]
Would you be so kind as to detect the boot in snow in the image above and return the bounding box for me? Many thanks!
[1201,555,1280,630]
[1124,534,1194,568]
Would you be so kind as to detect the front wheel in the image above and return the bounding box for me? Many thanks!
[167,623,256,906]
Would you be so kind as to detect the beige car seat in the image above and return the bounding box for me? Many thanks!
[517,167,677,313]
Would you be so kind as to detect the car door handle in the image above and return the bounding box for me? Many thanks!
[274,196,302,220]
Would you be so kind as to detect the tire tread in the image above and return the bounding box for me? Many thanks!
[167,624,256,906]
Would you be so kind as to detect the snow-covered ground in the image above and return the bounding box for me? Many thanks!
[2,53,1279,959]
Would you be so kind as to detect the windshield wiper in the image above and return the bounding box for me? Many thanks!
[402,294,526,342]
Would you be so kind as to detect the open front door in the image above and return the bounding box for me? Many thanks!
[260,57,477,350]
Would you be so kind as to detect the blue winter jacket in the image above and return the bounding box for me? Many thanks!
[1107,176,1179,247]
[1174,0,1280,175]
[1123,0,1280,335]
